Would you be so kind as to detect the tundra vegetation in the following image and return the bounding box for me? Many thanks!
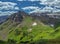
[0,12,60,44]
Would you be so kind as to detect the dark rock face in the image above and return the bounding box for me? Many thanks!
[0,15,8,24]
[30,13,60,27]
[9,11,28,23]
[11,13,23,22]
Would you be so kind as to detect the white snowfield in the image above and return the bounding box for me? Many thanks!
[27,28,32,32]
[32,22,37,26]
[50,24,54,27]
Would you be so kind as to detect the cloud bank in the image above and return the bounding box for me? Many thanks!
[0,1,19,16]
[0,1,19,10]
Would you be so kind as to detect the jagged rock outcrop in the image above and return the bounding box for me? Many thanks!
[30,12,60,27]
[9,11,28,23]
[0,15,8,24]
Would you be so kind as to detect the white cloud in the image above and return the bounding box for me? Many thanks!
[18,0,40,1]
[40,0,60,8]
[17,0,60,8]
[40,0,55,6]
[20,0,60,13]
[0,1,19,16]
[15,7,19,10]
[43,6,53,11]
[0,11,17,16]
[22,6,40,10]
[53,9,60,13]
[0,1,19,10]
[22,6,60,13]
[18,0,60,9]
[22,6,41,13]
[22,6,54,13]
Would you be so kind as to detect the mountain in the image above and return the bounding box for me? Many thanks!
[0,11,28,40]
[0,15,8,24]
[30,12,60,27]
[0,11,60,44]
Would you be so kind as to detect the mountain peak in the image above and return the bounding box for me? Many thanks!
[9,11,27,23]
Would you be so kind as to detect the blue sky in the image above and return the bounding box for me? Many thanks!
[0,0,60,16]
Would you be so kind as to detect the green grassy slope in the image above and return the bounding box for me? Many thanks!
[0,16,60,44]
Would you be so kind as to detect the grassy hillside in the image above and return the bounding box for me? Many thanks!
[0,14,60,44]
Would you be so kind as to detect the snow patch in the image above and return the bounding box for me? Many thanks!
[32,22,37,26]
[50,24,54,27]
[28,28,32,32]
